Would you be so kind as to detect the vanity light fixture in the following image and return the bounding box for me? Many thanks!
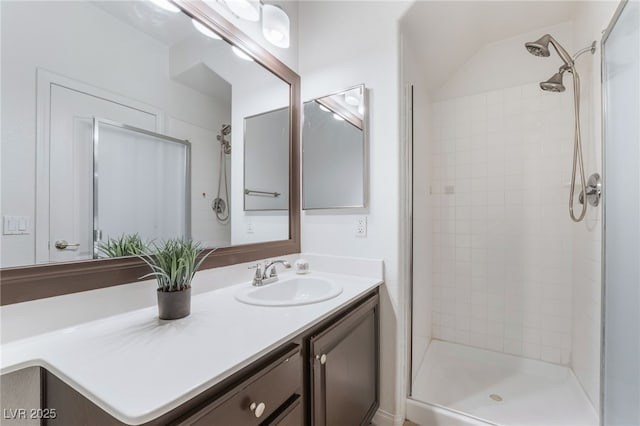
[223,0,261,22]
[262,4,290,48]
[192,19,222,40]
[148,0,180,13]
[345,93,360,106]
[220,0,291,49]
[232,46,254,61]
[333,113,345,121]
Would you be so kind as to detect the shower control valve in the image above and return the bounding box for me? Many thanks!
[579,173,602,207]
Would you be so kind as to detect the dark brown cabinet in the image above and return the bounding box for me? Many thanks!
[176,345,301,426]
[42,289,379,426]
[309,295,379,426]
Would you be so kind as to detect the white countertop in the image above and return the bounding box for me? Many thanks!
[0,270,381,425]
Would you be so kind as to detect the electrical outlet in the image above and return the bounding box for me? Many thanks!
[246,221,255,234]
[355,216,367,237]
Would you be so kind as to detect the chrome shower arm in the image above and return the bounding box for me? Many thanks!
[572,41,597,62]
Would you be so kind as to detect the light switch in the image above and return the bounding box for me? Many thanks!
[3,216,30,235]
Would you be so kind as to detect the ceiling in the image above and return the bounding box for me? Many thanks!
[401,1,580,92]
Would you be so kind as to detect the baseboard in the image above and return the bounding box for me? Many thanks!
[405,398,493,426]
[372,408,405,426]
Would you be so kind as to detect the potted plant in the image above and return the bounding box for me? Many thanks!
[139,239,214,320]
[97,233,148,258]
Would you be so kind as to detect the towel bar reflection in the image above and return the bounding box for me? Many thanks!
[245,189,281,197]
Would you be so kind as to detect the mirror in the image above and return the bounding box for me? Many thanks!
[244,107,290,212]
[0,0,292,269]
[302,85,367,209]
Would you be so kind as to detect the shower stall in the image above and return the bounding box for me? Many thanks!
[402,1,639,425]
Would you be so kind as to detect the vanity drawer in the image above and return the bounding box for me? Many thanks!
[177,345,301,426]
[264,394,302,426]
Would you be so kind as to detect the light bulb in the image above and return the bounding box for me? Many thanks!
[333,113,344,121]
[148,0,180,13]
[345,93,360,106]
[318,104,331,113]
[224,0,260,22]
[266,29,284,42]
[232,46,254,61]
[192,19,222,40]
[262,4,290,48]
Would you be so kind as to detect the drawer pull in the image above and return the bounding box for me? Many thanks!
[250,402,266,418]
[316,354,327,365]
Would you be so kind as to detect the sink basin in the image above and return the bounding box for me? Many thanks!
[235,276,343,307]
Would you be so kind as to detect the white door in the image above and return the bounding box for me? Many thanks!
[48,84,157,262]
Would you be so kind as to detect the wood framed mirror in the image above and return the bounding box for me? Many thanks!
[0,0,300,305]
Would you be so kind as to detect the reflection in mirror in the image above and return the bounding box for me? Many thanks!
[93,119,191,259]
[0,0,290,268]
[302,85,367,209]
[244,108,290,212]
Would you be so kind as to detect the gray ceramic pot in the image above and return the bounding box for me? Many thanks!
[157,287,191,320]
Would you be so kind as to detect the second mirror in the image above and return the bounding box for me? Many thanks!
[302,84,367,210]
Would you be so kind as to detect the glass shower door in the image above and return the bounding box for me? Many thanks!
[93,119,191,257]
[602,1,640,425]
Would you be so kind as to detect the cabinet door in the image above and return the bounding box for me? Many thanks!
[310,296,379,426]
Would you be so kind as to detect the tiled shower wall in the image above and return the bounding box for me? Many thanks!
[430,82,576,365]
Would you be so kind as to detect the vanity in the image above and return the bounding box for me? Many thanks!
[0,1,378,424]
[1,266,381,426]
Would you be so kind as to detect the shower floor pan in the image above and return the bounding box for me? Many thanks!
[409,340,597,426]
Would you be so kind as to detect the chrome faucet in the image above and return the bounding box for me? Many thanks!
[250,260,291,286]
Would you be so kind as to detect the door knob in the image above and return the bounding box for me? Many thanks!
[316,354,327,365]
[54,240,80,250]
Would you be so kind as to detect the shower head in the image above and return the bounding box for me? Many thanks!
[540,67,567,92]
[217,124,232,154]
[525,34,551,57]
[525,34,574,67]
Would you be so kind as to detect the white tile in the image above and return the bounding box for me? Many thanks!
[428,82,580,367]
[504,338,523,356]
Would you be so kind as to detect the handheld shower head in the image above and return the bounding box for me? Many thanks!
[540,67,568,92]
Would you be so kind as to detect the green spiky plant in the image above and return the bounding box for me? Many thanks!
[139,239,215,292]
[97,233,148,258]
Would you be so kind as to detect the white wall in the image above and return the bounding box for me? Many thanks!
[298,1,412,422]
[570,0,619,414]
[0,1,230,266]
[400,29,433,383]
[434,22,575,101]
